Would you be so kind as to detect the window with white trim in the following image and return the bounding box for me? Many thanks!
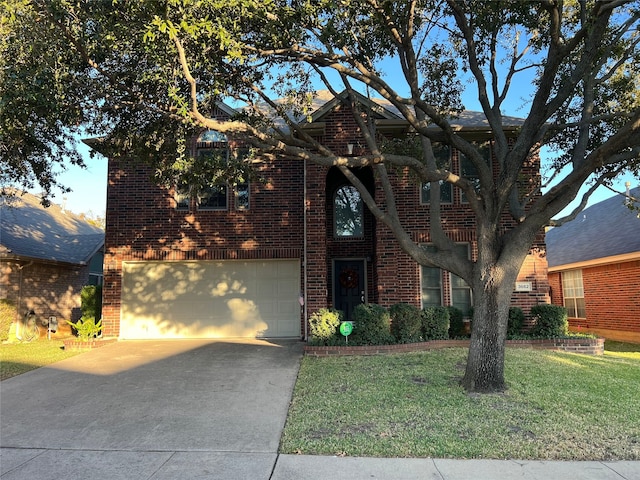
[561,270,586,318]
[420,243,472,314]
[420,245,442,306]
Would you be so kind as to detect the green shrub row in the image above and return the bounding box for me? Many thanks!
[308,303,451,346]
[308,303,571,346]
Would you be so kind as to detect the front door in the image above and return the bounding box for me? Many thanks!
[333,259,366,322]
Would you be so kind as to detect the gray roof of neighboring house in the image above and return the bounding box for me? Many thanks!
[546,186,640,268]
[0,191,104,265]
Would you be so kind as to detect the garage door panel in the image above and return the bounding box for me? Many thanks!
[121,260,300,339]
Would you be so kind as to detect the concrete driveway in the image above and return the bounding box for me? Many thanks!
[0,339,303,479]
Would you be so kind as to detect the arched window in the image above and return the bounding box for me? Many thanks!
[334,185,364,237]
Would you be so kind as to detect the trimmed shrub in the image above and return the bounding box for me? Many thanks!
[422,306,450,340]
[81,285,102,320]
[530,304,568,338]
[350,304,394,346]
[0,299,17,342]
[390,303,422,344]
[507,307,525,337]
[308,308,343,346]
[447,306,465,338]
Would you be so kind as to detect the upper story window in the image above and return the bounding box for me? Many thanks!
[334,185,363,237]
[174,131,251,212]
[197,146,229,211]
[175,178,191,210]
[421,143,453,204]
[460,141,491,202]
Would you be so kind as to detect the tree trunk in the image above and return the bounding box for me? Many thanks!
[461,235,523,393]
[461,287,510,393]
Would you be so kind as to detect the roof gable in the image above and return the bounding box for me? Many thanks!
[0,191,105,265]
[546,187,640,268]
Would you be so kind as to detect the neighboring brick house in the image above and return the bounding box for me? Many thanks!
[0,191,104,330]
[99,90,548,339]
[547,186,640,343]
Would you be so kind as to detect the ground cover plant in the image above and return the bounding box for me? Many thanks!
[0,338,82,380]
[280,346,640,460]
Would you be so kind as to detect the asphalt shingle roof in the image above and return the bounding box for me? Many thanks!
[546,186,640,268]
[0,191,104,265]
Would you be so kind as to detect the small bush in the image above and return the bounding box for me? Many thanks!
[422,306,450,340]
[390,303,422,343]
[350,304,394,346]
[447,306,465,338]
[530,304,568,338]
[67,316,102,341]
[508,307,525,337]
[0,299,17,341]
[308,308,343,346]
[81,285,102,320]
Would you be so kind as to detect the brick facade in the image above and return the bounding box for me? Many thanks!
[101,100,549,338]
[1,260,90,331]
[549,259,640,342]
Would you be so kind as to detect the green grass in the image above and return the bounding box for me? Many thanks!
[0,338,82,380]
[280,347,640,460]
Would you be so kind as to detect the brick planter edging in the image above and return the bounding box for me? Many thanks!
[63,338,118,350]
[304,337,605,357]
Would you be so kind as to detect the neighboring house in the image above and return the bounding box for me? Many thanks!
[0,191,105,327]
[98,90,549,340]
[547,186,640,343]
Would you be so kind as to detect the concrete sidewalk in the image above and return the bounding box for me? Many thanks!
[1,339,639,479]
[2,450,638,479]
[273,455,639,479]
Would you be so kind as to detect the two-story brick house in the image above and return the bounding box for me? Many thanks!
[98,90,548,339]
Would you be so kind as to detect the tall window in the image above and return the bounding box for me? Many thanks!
[562,270,586,318]
[451,244,472,314]
[232,149,250,211]
[334,185,364,237]
[421,143,453,204]
[174,179,190,210]
[197,146,229,210]
[421,245,442,306]
[460,141,491,202]
[420,244,472,314]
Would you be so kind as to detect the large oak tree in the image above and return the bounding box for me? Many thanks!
[2,0,639,392]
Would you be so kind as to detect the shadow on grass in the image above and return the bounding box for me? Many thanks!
[605,340,640,352]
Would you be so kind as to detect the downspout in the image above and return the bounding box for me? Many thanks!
[303,158,309,341]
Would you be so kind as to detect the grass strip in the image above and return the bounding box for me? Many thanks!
[0,339,82,380]
[280,347,640,460]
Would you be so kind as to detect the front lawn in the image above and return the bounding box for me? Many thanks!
[0,338,83,380]
[280,347,640,460]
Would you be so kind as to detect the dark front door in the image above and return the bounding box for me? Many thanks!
[333,259,366,322]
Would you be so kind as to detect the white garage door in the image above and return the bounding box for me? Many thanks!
[120,260,301,339]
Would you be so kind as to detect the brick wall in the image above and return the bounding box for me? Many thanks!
[1,260,89,329]
[103,100,548,337]
[550,260,640,342]
[103,155,305,337]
